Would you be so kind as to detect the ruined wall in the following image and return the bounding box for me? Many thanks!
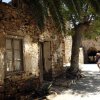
[0,2,85,86]
[0,2,40,88]
[51,35,64,77]
[38,17,65,78]
[82,37,100,63]
[82,37,100,51]
[39,34,64,79]
[0,35,5,85]
[24,35,39,76]
[0,2,65,85]
[0,6,41,100]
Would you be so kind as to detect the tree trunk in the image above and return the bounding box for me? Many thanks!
[70,27,82,73]
[66,27,82,79]
[66,22,90,79]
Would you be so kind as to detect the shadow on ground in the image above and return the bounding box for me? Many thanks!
[62,71,100,97]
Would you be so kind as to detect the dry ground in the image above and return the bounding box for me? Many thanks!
[46,64,100,100]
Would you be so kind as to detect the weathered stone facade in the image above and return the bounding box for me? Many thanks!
[0,1,89,99]
[82,37,100,51]
[0,5,41,99]
[0,2,39,85]
[0,2,65,89]
[38,17,65,81]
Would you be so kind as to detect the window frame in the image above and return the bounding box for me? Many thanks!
[6,36,24,73]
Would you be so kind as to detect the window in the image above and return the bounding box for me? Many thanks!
[6,38,23,72]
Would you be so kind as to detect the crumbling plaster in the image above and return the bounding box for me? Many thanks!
[0,2,40,85]
[0,2,66,85]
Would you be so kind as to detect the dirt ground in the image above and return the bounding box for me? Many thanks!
[46,64,100,100]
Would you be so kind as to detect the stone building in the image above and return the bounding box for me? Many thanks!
[63,36,84,65]
[0,2,41,98]
[0,0,93,99]
[0,1,64,98]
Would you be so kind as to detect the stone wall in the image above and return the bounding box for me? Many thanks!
[0,48,5,85]
[38,17,65,79]
[0,29,6,85]
[0,1,85,88]
[0,2,66,85]
[82,37,100,51]
[0,4,41,98]
[51,35,64,78]
[24,35,39,76]
[64,36,84,65]
[0,2,40,85]
[5,35,40,78]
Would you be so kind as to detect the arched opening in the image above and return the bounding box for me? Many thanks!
[87,47,97,64]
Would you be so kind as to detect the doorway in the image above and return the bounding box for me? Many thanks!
[39,41,52,82]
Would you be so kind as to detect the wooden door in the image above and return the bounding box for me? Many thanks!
[43,42,52,81]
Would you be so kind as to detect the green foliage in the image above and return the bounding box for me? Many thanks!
[89,0,100,14]
[23,0,100,35]
[84,17,100,39]
[24,0,46,31]
[23,0,67,33]
[61,0,100,39]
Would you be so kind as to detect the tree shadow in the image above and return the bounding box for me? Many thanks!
[64,71,100,97]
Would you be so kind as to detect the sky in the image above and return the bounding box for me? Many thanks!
[2,0,11,3]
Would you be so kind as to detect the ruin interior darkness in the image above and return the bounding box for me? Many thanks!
[87,47,100,64]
